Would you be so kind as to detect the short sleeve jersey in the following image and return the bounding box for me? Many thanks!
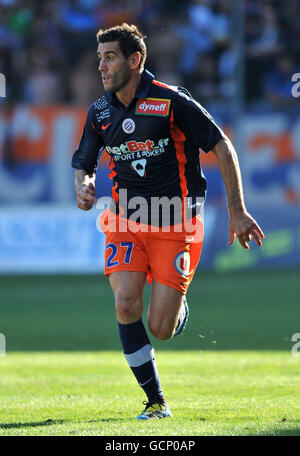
[72,70,224,220]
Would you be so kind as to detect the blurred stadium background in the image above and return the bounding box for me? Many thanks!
[0,0,299,352]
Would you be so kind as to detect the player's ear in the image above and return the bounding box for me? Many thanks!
[129,52,141,70]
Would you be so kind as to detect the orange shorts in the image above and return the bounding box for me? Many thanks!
[99,209,204,294]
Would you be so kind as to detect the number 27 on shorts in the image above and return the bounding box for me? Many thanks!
[105,242,134,268]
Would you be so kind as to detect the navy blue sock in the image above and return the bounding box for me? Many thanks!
[117,318,164,403]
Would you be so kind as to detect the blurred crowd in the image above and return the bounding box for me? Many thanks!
[0,0,299,108]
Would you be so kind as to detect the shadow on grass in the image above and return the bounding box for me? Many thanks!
[241,420,300,436]
[255,427,300,436]
[0,419,64,429]
[92,418,130,423]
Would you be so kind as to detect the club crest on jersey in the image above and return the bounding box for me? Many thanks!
[135,98,171,116]
[131,159,147,177]
[122,118,135,134]
[174,252,190,277]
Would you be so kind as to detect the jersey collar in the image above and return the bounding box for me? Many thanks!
[104,69,154,104]
[136,69,154,98]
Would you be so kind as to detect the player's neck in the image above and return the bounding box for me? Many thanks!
[116,71,141,107]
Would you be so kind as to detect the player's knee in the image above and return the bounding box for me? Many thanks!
[148,321,173,341]
[114,290,141,322]
[157,331,173,341]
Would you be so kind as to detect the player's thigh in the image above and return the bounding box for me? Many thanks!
[109,271,147,323]
[147,235,203,295]
[103,214,148,279]
[147,278,184,340]
[109,270,147,299]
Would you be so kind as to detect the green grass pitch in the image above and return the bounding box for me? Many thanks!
[0,269,299,435]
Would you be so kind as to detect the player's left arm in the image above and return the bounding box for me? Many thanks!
[212,135,264,250]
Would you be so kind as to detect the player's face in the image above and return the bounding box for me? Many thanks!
[97,41,131,93]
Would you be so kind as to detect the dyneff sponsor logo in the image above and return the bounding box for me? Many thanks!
[136,98,171,116]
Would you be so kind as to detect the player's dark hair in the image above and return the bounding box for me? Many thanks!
[96,23,147,71]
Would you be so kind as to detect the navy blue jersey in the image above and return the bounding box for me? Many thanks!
[72,70,224,222]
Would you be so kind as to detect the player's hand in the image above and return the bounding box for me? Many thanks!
[228,210,264,250]
[76,183,97,211]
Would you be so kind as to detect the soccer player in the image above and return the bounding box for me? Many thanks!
[72,23,264,420]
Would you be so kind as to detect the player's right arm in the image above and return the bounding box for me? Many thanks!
[72,104,104,211]
[74,170,97,211]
